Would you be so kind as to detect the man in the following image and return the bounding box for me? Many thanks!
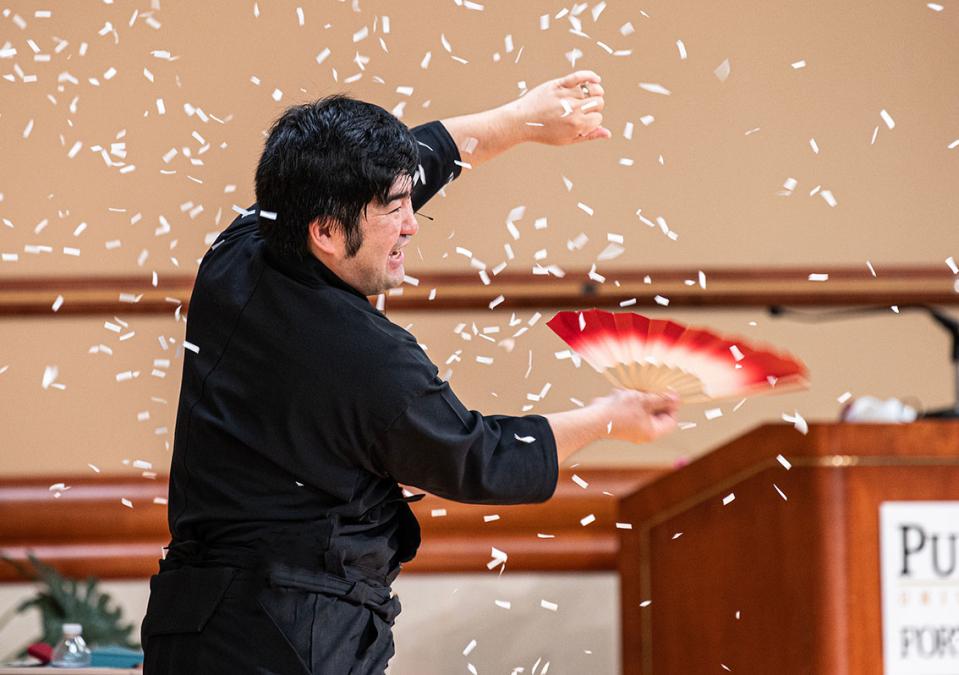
[142,71,680,674]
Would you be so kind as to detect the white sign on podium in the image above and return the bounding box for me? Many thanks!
[880,502,959,675]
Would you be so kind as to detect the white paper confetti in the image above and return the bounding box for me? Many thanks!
[879,109,895,130]
[714,58,731,82]
[638,82,671,95]
[782,410,809,435]
[722,493,735,506]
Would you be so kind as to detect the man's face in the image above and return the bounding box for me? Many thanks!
[322,175,418,297]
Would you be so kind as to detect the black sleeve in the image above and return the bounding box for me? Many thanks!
[410,121,463,212]
[370,377,559,505]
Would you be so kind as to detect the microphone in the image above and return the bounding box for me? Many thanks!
[767,304,959,419]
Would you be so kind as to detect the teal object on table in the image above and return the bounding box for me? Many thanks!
[90,645,144,668]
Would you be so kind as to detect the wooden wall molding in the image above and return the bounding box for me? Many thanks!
[0,469,662,581]
[1,266,956,316]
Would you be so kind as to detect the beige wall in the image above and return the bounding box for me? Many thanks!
[1,306,957,475]
[0,1,957,670]
[0,0,957,471]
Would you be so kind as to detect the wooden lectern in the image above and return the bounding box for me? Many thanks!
[618,421,959,674]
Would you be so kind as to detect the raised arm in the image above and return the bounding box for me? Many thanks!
[440,70,611,169]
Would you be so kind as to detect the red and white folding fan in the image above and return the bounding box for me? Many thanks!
[547,309,809,403]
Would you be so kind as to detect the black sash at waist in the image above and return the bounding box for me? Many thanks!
[159,541,400,624]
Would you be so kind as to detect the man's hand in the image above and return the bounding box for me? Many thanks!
[440,70,611,168]
[544,389,681,466]
[590,389,680,444]
[506,70,611,145]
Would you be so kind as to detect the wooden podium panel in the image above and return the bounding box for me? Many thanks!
[618,421,959,674]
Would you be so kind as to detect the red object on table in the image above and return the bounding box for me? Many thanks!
[26,643,52,664]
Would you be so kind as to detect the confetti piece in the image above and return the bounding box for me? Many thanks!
[577,202,594,216]
[948,139,959,150]
[463,640,477,656]
[616,522,632,529]
[431,508,447,517]
[729,345,744,361]
[880,109,895,129]
[51,295,64,312]
[820,190,837,207]
[639,600,652,608]
[476,356,494,365]
[714,58,731,82]
[722,493,735,506]
[837,391,853,404]
[676,40,687,60]
[791,59,807,69]
[540,600,558,612]
[571,474,589,489]
[782,410,809,434]
[705,408,723,420]
[946,256,958,274]
[866,260,877,276]
[654,295,669,306]
[580,513,596,526]
[808,273,829,281]
[639,82,671,95]
[514,434,535,443]
[774,484,788,501]
[41,365,59,389]
[121,498,133,508]
[809,138,820,154]
[183,340,200,354]
[484,514,499,522]
[495,600,511,609]
[489,294,504,309]
[598,243,624,261]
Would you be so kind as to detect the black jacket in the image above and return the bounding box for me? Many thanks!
[163,120,558,585]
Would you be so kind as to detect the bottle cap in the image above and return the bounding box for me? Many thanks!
[62,623,83,635]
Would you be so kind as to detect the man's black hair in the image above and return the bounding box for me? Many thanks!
[254,95,419,260]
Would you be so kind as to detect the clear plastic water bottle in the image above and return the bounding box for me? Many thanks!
[50,623,92,668]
